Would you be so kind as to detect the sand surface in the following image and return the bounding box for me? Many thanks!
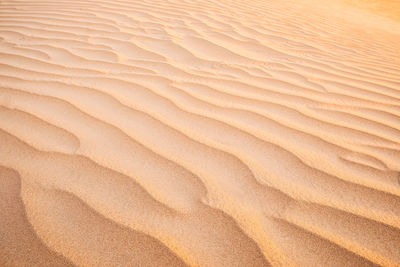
[0,0,400,266]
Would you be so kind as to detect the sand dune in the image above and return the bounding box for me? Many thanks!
[0,0,400,266]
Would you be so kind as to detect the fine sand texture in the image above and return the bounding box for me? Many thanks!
[1,0,400,266]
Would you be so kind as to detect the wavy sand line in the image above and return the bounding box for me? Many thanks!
[1,0,400,266]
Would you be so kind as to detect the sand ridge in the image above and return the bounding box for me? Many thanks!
[0,0,400,266]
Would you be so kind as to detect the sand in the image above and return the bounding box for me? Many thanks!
[0,0,399,266]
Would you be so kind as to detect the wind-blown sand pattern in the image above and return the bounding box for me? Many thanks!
[0,0,400,266]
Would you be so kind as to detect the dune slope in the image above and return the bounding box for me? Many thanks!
[0,0,400,266]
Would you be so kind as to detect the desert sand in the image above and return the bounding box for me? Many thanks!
[0,0,400,266]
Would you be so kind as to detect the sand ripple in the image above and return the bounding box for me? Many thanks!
[1,0,400,266]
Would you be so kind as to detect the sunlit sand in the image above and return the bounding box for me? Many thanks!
[1,0,400,266]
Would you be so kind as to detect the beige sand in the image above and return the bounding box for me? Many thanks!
[0,0,400,266]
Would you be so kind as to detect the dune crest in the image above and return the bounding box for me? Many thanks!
[1,0,399,266]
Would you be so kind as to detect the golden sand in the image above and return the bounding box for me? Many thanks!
[0,0,400,266]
